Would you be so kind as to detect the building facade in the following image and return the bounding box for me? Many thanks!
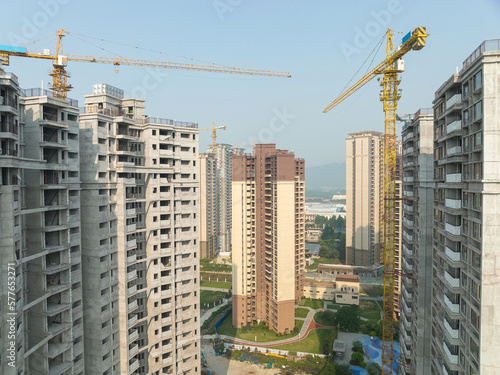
[199,144,244,258]
[399,108,434,374]
[0,69,84,374]
[430,41,500,375]
[79,84,201,375]
[231,144,305,333]
[346,131,384,267]
[199,152,216,259]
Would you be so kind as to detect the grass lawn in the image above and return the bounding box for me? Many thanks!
[200,290,227,306]
[217,317,303,342]
[326,303,346,310]
[359,300,381,322]
[313,311,336,326]
[299,298,324,310]
[360,284,384,297]
[200,280,232,289]
[273,328,337,354]
[295,307,310,319]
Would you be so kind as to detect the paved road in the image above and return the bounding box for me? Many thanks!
[202,340,277,375]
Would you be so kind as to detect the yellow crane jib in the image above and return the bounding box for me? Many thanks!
[322,27,429,375]
[0,29,291,100]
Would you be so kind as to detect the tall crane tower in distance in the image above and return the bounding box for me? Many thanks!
[199,122,227,154]
[0,29,291,99]
[323,27,429,374]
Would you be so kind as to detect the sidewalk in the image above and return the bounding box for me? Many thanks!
[200,298,231,326]
[219,306,335,348]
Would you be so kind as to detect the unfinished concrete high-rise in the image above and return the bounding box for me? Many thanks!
[79,84,200,375]
[430,40,500,375]
[199,152,216,259]
[231,144,305,334]
[0,69,84,374]
[199,144,245,258]
[399,108,434,374]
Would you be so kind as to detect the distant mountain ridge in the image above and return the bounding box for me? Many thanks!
[305,162,346,190]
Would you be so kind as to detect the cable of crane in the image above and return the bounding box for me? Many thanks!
[68,33,127,59]
[363,35,385,77]
[336,31,387,101]
[21,32,57,48]
[66,31,232,68]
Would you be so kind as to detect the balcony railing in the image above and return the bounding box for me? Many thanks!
[445,199,461,209]
[0,121,18,134]
[444,271,460,288]
[445,223,461,236]
[445,246,461,262]
[445,173,461,183]
[444,294,459,314]
[446,120,461,134]
[443,319,459,340]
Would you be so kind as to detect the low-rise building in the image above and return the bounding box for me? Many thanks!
[317,263,383,278]
[303,275,360,305]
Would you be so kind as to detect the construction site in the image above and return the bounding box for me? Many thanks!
[1,2,500,375]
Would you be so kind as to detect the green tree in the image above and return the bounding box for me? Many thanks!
[335,305,361,332]
[315,215,328,228]
[350,351,364,365]
[334,363,353,375]
[366,362,382,375]
[319,360,336,375]
[352,340,364,353]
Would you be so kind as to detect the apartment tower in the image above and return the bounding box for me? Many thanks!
[430,41,500,375]
[231,144,305,334]
[199,152,216,258]
[0,69,84,374]
[79,84,200,375]
[346,131,384,267]
[399,109,434,374]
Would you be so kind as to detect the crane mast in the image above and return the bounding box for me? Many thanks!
[323,27,429,374]
[0,29,291,99]
[199,122,227,153]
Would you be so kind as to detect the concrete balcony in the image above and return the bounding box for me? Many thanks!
[447,146,462,156]
[445,246,461,262]
[126,224,136,233]
[403,132,414,142]
[403,217,414,227]
[443,344,458,365]
[402,258,413,271]
[445,173,461,183]
[403,176,414,183]
[162,316,172,325]
[404,190,414,197]
[444,294,459,314]
[403,231,413,242]
[446,94,461,110]
[445,199,461,209]
[126,208,136,216]
[444,271,460,288]
[129,329,139,342]
[129,344,139,357]
[403,147,414,155]
[402,244,413,258]
[128,300,138,312]
[402,287,413,302]
[446,120,461,134]
[127,254,137,264]
[128,285,137,295]
[126,239,137,249]
[162,357,173,366]
[129,359,139,374]
[127,270,137,281]
[445,223,461,236]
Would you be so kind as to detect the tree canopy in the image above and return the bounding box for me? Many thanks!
[334,305,361,332]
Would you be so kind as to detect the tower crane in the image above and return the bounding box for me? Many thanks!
[0,29,291,99]
[199,122,227,153]
[323,27,429,374]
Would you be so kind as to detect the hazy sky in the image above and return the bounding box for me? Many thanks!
[1,0,499,166]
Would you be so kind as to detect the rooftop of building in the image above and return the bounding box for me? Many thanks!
[336,274,360,283]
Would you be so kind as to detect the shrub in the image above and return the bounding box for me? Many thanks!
[350,351,364,365]
[352,340,364,353]
[360,361,367,368]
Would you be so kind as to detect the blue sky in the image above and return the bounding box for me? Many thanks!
[1,0,499,166]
